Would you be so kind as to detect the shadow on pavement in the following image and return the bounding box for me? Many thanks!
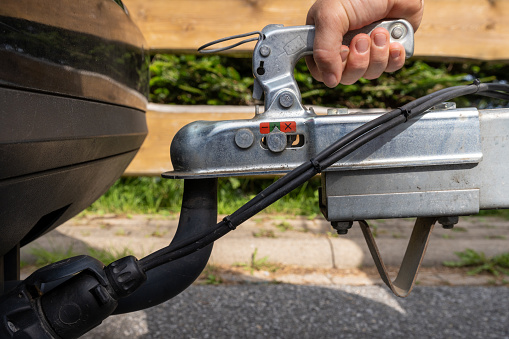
[84,284,509,339]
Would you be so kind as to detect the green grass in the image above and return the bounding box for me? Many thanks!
[85,176,322,217]
[452,226,468,233]
[252,229,277,238]
[30,246,79,267]
[199,264,223,285]
[87,247,134,266]
[477,209,509,220]
[29,246,135,267]
[234,248,280,275]
[275,221,293,232]
[443,249,509,276]
[85,177,509,220]
[85,177,184,215]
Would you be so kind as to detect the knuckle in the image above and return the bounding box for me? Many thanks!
[363,71,383,80]
[312,48,341,71]
[340,77,357,85]
[347,57,369,71]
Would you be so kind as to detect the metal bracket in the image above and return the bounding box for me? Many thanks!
[358,217,437,297]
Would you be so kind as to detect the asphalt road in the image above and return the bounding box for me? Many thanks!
[84,284,509,339]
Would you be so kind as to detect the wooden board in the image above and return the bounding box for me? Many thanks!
[123,0,509,61]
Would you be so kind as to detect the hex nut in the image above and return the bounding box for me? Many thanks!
[438,216,459,229]
[331,221,353,235]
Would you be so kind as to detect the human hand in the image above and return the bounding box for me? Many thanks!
[306,0,424,87]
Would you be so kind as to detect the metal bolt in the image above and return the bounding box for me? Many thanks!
[259,45,271,57]
[390,24,406,39]
[266,128,287,153]
[235,128,254,149]
[331,221,353,235]
[279,92,294,108]
[438,216,459,229]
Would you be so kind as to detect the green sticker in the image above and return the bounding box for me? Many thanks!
[269,122,280,131]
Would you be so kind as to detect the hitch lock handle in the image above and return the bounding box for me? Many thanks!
[252,20,414,110]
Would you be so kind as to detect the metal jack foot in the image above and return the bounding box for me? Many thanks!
[358,217,437,297]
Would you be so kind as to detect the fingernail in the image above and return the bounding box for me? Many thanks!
[355,39,369,53]
[374,33,386,47]
[323,72,338,88]
[391,49,401,59]
[340,48,349,62]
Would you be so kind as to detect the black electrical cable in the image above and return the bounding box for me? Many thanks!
[226,84,478,220]
[140,81,509,272]
[140,82,489,271]
[477,91,509,101]
[227,89,462,219]
[140,116,407,271]
[221,84,481,222]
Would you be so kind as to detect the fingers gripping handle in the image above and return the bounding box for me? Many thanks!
[252,20,414,110]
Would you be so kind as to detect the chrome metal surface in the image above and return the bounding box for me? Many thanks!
[325,189,480,220]
[198,31,263,54]
[322,108,509,220]
[167,108,482,177]
[279,92,294,108]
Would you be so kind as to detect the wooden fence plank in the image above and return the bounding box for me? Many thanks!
[123,0,509,61]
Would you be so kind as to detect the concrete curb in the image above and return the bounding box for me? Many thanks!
[23,214,509,272]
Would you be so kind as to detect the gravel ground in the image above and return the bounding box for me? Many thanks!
[84,284,509,339]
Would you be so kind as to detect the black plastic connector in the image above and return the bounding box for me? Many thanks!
[41,271,118,339]
[104,256,147,299]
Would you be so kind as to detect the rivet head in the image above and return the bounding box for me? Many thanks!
[279,92,294,108]
[266,129,287,153]
[259,45,271,57]
[391,24,406,39]
[235,129,254,149]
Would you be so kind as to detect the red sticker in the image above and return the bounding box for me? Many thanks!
[281,121,296,132]
[260,122,270,134]
[260,121,296,134]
